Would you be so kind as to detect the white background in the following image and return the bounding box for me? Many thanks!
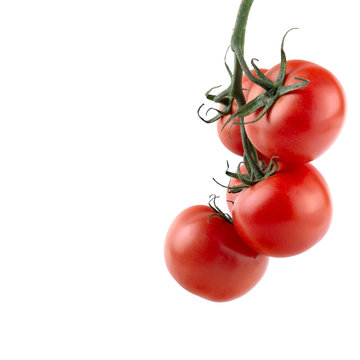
[0,0,358,359]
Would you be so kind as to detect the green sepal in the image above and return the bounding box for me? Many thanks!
[275,28,298,85]
[207,194,233,224]
[278,77,310,96]
[251,58,273,87]
[212,177,251,194]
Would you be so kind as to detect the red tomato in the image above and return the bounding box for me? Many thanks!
[245,60,345,163]
[232,163,332,257]
[217,69,268,156]
[164,205,269,302]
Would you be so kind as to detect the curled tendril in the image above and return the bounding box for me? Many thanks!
[206,85,223,100]
[263,156,279,178]
[212,175,251,194]
[197,46,237,124]
[224,45,233,78]
[198,98,232,123]
[207,194,233,224]
[276,27,299,85]
[225,160,238,179]
[206,107,227,117]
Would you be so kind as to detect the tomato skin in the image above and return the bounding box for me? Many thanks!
[246,60,346,163]
[217,69,268,157]
[164,205,269,302]
[217,101,244,155]
[232,163,332,257]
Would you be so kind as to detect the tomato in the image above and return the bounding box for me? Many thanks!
[164,205,269,301]
[217,69,268,157]
[245,60,346,163]
[232,163,332,257]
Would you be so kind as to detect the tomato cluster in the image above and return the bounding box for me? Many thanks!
[164,0,345,302]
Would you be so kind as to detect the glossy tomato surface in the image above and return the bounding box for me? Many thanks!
[232,163,332,257]
[217,69,268,157]
[246,60,346,163]
[164,205,269,302]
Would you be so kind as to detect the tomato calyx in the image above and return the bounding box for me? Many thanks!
[226,28,309,128]
[227,157,278,193]
[199,28,309,128]
[214,158,278,194]
[207,194,233,224]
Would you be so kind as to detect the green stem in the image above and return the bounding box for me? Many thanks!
[230,55,246,106]
[229,0,251,105]
[231,0,253,57]
[231,0,264,180]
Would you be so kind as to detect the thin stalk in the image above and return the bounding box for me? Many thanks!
[231,0,264,180]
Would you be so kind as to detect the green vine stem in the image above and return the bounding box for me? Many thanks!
[198,0,309,191]
[230,0,265,181]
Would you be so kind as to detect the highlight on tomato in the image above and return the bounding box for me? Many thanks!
[164,200,269,302]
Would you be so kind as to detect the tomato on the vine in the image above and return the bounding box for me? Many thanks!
[164,205,269,302]
[232,163,332,257]
[165,0,344,302]
[217,69,268,157]
[245,60,346,164]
